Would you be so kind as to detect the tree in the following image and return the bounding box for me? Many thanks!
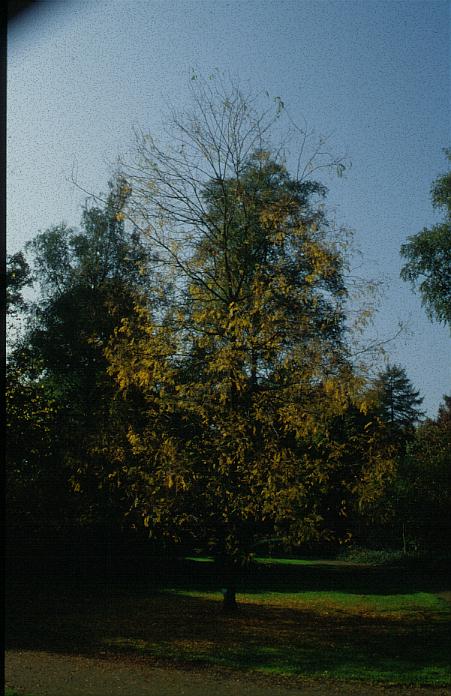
[365,365,427,553]
[400,149,451,326]
[6,251,68,550]
[6,357,65,543]
[105,77,392,608]
[437,394,451,426]
[389,395,451,553]
[6,251,31,314]
[371,364,424,436]
[12,177,154,538]
[6,251,32,354]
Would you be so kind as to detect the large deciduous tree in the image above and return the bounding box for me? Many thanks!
[400,149,451,326]
[105,77,392,608]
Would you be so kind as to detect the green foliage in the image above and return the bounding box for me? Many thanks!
[357,394,451,554]
[7,177,153,537]
[394,397,451,550]
[6,360,61,534]
[337,545,408,564]
[353,365,432,551]
[6,251,31,313]
[400,149,451,326]
[371,363,424,434]
[24,177,151,399]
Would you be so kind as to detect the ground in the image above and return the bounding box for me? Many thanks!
[5,555,451,695]
[6,650,451,696]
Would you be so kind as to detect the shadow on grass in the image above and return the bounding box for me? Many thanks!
[5,554,451,685]
[6,544,451,595]
[115,554,450,598]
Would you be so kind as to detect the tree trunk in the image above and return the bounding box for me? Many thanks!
[219,558,238,612]
[222,585,238,612]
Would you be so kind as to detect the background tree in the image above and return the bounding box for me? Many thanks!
[400,149,451,326]
[437,394,451,426]
[105,77,393,608]
[389,395,451,553]
[6,356,67,550]
[8,177,154,552]
[6,250,73,562]
[371,363,424,437]
[6,251,31,314]
[361,365,429,552]
[6,251,32,356]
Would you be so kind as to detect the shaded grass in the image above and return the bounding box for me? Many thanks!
[5,556,451,687]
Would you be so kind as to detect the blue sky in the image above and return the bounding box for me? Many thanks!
[7,0,450,416]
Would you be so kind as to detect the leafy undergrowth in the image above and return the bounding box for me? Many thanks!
[6,557,451,687]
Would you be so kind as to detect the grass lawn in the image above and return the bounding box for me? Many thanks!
[5,555,451,687]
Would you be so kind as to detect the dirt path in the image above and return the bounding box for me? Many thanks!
[5,651,451,696]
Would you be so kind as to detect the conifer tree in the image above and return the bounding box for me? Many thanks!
[372,364,424,434]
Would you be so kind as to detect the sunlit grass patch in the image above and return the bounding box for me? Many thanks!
[165,586,450,618]
[241,589,450,616]
[256,557,328,566]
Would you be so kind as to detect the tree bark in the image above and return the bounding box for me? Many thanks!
[219,557,239,612]
[222,585,238,612]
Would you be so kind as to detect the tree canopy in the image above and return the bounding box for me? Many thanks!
[6,251,31,314]
[9,177,154,537]
[400,149,451,326]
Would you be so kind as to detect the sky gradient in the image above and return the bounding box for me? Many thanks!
[7,0,450,416]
